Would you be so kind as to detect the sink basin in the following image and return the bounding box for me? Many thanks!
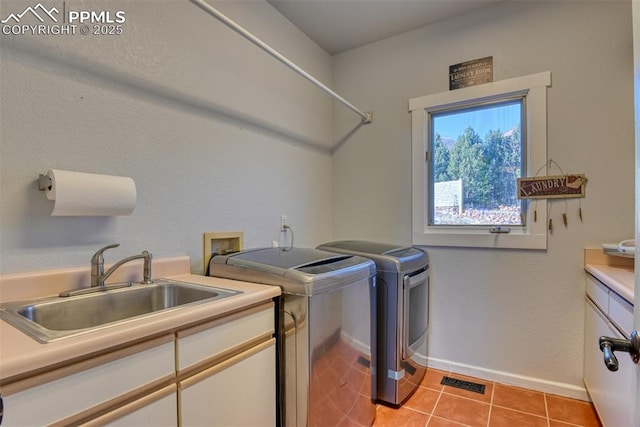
[0,280,241,343]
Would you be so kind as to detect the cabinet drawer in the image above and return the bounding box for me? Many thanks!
[2,338,175,426]
[177,303,274,371]
[80,385,177,427]
[608,292,633,338]
[586,274,609,313]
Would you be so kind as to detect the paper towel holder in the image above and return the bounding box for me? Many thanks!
[36,169,137,216]
[38,174,52,191]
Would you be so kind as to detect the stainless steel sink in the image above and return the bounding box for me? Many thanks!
[0,280,241,343]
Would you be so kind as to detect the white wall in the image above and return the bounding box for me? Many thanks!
[332,1,635,397]
[0,0,334,274]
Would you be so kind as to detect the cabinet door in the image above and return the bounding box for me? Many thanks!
[584,299,632,427]
[180,339,276,427]
[80,385,178,427]
[2,337,175,426]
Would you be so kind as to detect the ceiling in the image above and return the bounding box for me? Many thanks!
[267,0,504,55]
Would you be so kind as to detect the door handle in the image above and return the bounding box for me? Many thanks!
[598,330,640,372]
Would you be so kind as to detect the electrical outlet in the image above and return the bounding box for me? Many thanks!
[280,215,288,231]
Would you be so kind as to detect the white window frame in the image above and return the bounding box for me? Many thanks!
[409,71,551,249]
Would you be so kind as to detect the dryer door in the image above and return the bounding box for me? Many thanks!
[402,268,429,359]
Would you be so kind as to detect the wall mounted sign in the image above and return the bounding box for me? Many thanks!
[517,174,587,199]
[449,56,493,90]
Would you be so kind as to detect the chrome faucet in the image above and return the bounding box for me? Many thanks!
[91,243,153,287]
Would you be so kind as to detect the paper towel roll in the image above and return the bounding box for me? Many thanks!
[45,169,137,216]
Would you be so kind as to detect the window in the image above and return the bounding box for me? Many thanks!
[410,72,551,249]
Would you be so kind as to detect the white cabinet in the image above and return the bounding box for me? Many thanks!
[584,274,634,427]
[177,303,276,427]
[81,385,178,427]
[180,340,276,427]
[1,336,175,426]
[176,303,275,371]
[0,302,276,427]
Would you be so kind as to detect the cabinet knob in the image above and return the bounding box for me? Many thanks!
[598,330,640,372]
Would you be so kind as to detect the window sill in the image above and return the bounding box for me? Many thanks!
[412,231,547,250]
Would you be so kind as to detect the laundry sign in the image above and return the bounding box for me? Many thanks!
[517,174,587,199]
[449,57,493,90]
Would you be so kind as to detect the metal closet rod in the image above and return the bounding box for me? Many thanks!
[188,0,372,124]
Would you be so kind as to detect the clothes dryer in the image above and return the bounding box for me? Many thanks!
[317,241,428,405]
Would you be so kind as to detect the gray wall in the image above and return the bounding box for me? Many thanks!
[0,0,334,274]
[331,1,635,396]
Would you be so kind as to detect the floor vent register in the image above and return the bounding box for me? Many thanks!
[440,376,486,394]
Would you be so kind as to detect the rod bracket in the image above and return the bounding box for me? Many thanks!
[362,112,373,124]
[38,174,52,191]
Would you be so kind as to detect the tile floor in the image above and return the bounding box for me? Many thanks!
[373,368,602,427]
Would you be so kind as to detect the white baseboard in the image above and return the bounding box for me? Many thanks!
[421,355,590,402]
[340,330,371,355]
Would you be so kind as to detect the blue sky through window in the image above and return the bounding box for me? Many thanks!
[433,100,521,140]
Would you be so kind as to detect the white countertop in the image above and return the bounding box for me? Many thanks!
[0,261,280,384]
[585,264,634,304]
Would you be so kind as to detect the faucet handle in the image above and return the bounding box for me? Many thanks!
[91,243,120,265]
[141,250,153,284]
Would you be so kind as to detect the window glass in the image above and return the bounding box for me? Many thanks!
[429,98,524,226]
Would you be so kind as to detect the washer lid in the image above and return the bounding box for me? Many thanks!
[224,247,350,271]
[319,240,405,255]
[317,240,428,272]
[209,247,375,295]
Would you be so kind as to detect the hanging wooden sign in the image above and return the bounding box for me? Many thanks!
[517,174,587,199]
